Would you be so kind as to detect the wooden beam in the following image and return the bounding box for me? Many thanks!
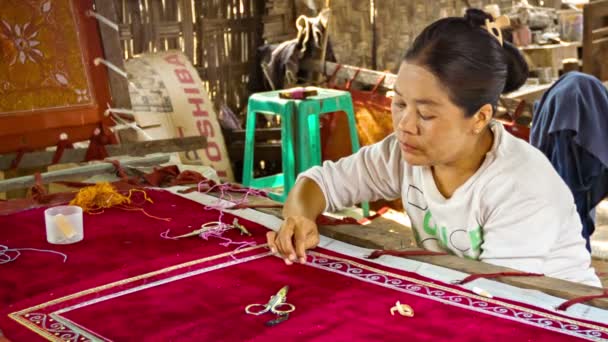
[302,60,397,90]
[0,155,170,193]
[93,0,132,110]
[228,142,281,162]
[0,136,207,171]
[215,192,608,309]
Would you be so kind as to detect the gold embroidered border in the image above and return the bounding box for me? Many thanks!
[309,251,608,333]
[8,244,267,341]
[8,245,607,341]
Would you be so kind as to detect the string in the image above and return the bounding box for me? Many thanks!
[85,9,119,31]
[162,180,264,257]
[0,245,67,265]
[197,221,256,258]
[105,106,154,141]
[160,229,177,240]
[197,182,264,258]
[93,58,128,79]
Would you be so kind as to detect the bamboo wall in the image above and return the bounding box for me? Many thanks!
[296,0,540,72]
[113,0,296,114]
[110,0,558,113]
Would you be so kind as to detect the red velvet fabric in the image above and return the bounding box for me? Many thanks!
[1,190,607,341]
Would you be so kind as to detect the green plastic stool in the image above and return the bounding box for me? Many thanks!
[242,87,369,216]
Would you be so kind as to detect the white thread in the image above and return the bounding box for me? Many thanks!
[103,107,136,117]
[86,10,119,32]
[0,245,68,264]
[93,58,128,79]
[105,106,153,141]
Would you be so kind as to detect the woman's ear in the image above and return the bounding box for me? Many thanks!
[471,104,493,134]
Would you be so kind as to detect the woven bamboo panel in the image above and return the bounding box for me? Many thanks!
[113,0,295,113]
[302,0,516,72]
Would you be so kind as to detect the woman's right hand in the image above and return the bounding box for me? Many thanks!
[266,215,320,265]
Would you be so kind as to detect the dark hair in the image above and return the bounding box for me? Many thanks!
[404,8,528,117]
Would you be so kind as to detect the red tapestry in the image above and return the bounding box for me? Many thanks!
[1,190,607,341]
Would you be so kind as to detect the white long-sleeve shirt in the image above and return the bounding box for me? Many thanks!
[301,121,601,287]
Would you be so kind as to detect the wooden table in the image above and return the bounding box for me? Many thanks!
[223,192,608,310]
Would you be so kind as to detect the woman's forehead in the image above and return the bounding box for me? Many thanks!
[395,62,450,104]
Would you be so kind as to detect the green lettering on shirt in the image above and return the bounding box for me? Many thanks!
[423,211,437,236]
[439,225,448,247]
[469,225,483,255]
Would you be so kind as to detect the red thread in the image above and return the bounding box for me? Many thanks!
[108,160,129,181]
[556,289,608,311]
[52,139,74,164]
[366,249,448,260]
[326,64,342,88]
[10,149,27,169]
[453,272,544,285]
[345,68,361,90]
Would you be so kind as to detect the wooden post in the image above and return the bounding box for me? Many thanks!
[0,155,170,193]
[317,0,332,82]
[370,0,377,70]
[0,136,207,171]
[180,0,195,62]
[93,0,132,110]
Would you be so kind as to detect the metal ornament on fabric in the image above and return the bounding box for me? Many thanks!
[390,301,414,317]
[245,286,296,316]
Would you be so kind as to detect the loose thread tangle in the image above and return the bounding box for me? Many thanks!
[163,180,264,257]
[196,180,267,225]
[0,245,67,265]
[197,182,264,258]
[69,183,171,221]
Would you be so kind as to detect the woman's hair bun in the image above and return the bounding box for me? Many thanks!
[464,8,492,27]
[502,41,529,93]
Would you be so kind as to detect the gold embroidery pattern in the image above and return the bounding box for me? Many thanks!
[8,245,607,341]
[0,0,93,113]
[9,245,267,341]
[309,252,608,338]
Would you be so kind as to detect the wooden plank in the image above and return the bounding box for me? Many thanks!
[0,136,207,171]
[592,26,608,40]
[180,0,195,62]
[0,171,5,200]
[0,155,170,193]
[302,60,397,90]
[520,43,579,71]
[93,0,132,110]
[225,128,281,142]
[228,142,281,162]
[583,0,608,81]
[149,0,163,51]
[586,0,608,18]
[214,193,608,309]
[503,82,553,102]
[126,0,145,55]
[592,36,608,46]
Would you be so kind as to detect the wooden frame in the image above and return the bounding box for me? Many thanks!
[583,0,608,81]
[0,0,113,154]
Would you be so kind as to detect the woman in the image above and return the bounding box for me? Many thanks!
[267,9,600,287]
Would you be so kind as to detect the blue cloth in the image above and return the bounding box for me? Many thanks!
[531,72,608,250]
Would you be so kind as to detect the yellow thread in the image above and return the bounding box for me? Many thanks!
[69,182,131,213]
[68,183,170,221]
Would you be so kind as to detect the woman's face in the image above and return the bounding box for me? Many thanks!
[391,61,484,166]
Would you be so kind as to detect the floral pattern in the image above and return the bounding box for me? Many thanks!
[0,0,93,111]
[0,21,43,65]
